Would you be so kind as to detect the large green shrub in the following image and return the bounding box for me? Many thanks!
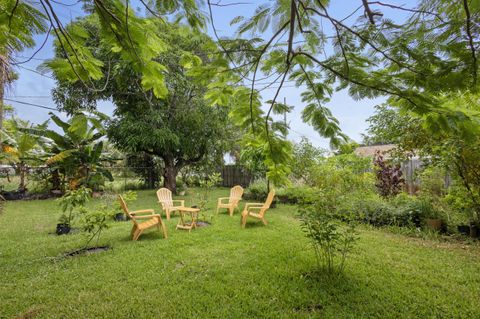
[244,179,269,201]
[442,185,476,225]
[312,155,374,195]
[244,180,321,204]
[338,193,445,229]
[418,167,447,198]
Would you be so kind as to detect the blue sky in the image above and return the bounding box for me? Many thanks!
[6,1,408,149]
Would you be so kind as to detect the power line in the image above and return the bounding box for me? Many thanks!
[3,98,59,112]
[290,128,325,144]
[6,95,52,99]
[17,65,55,80]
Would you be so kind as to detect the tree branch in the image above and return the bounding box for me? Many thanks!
[362,0,377,24]
[463,0,477,86]
[293,51,421,109]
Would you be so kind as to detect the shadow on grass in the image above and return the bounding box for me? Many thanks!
[242,221,270,229]
[117,231,166,242]
[293,267,366,315]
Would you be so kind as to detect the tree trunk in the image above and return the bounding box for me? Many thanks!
[18,162,26,192]
[0,56,4,151]
[51,169,61,191]
[163,162,178,194]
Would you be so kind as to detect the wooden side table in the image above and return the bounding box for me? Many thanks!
[176,207,200,232]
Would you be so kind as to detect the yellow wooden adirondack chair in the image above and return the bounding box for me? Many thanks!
[241,190,275,228]
[156,188,185,220]
[216,185,244,216]
[118,195,167,241]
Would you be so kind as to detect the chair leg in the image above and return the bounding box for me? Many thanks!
[131,225,137,239]
[161,222,168,239]
[166,210,171,220]
[262,218,268,225]
[133,229,142,241]
[241,211,247,228]
[216,206,220,215]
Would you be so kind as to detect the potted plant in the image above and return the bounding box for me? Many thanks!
[455,209,472,235]
[419,199,443,231]
[56,214,72,235]
[457,224,470,235]
[469,220,479,238]
[457,214,479,237]
[113,211,124,221]
[424,208,443,231]
[56,187,92,235]
[425,216,442,231]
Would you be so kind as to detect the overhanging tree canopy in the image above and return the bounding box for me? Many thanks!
[4,0,480,186]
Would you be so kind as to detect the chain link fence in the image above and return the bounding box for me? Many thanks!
[0,164,254,195]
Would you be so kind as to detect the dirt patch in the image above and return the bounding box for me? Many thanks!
[0,190,62,201]
[15,306,42,319]
[61,246,111,258]
[293,303,323,313]
[196,221,211,228]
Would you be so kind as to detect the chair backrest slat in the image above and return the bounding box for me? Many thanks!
[118,195,138,226]
[229,185,244,204]
[260,190,275,217]
[156,188,173,208]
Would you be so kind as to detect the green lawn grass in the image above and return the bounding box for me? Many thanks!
[1,188,479,318]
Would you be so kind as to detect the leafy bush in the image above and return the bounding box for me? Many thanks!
[374,151,404,198]
[176,178,187,193]
[418,166,446,198]
[244,179,269,201]
[442,185,476,225]
[277,186,321,204]
[244,180,321,205]
[246,154,374,205]
[299,191,358,274]
[312,156,375,195]
[338,193,445,229]
[326,153,372,174]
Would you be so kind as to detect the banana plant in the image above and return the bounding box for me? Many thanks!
[28,111,113,191]
[1,118,46,191]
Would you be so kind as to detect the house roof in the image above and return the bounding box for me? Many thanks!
[354,144,396,158]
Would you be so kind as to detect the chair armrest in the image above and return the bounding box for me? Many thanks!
[217,197,229,204]
[130,209,155,215]
[247,206,264,211]
[172,200,185,206]
[158,201,167,208]
[133,214,162,220]
[244,203,263,209]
